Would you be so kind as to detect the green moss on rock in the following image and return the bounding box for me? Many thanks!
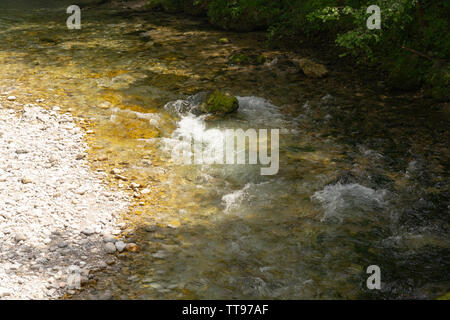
[218,37,230,44]
[229,53,266,65]
[230,53,252,65]
[200,91,239,115]
[256,54,267,65]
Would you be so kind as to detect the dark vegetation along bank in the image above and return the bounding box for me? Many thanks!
[108,0,449,101]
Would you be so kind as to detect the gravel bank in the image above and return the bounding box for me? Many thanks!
[0,102,130,299]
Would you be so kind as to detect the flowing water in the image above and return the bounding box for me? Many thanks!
[0,1,449,299]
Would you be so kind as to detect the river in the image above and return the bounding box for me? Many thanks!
[0,1,448,299]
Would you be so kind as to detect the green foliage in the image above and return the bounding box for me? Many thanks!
[306,0,450,94]
[146,0,449,96]
[207,0,278,31]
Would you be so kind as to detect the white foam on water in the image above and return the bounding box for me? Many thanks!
[236,96,287,128]
[176,114,224,147]
[312,183,388,222]
[163,99,190,115]
[222,183,252,213]
[164,113,226,164]
[161,95,290,166]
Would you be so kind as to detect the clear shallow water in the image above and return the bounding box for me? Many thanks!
[0,3,448,299]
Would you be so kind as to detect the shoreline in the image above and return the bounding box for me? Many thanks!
[0,96,131,299]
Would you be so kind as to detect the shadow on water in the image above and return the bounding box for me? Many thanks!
[74,206,450,299]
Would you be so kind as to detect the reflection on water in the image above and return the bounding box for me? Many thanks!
[0,4,448,299]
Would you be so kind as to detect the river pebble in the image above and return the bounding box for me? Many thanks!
[115,241,126,253]
[104,243,117,254]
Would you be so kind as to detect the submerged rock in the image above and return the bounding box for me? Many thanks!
[229,52,266,66]
[125,243,140,253]
[199,91,239,115]
[218,37,230,44]
[296,58,328,78]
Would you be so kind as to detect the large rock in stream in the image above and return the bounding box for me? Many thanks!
[295,58,329,78]
[165,91,240,117]
[199,91,239,115]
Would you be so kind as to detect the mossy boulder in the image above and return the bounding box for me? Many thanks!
[218,37,230,44]
[229,53,252,65]
[199,91,239,115]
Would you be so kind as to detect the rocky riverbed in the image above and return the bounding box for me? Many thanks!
[0,97,131,299]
